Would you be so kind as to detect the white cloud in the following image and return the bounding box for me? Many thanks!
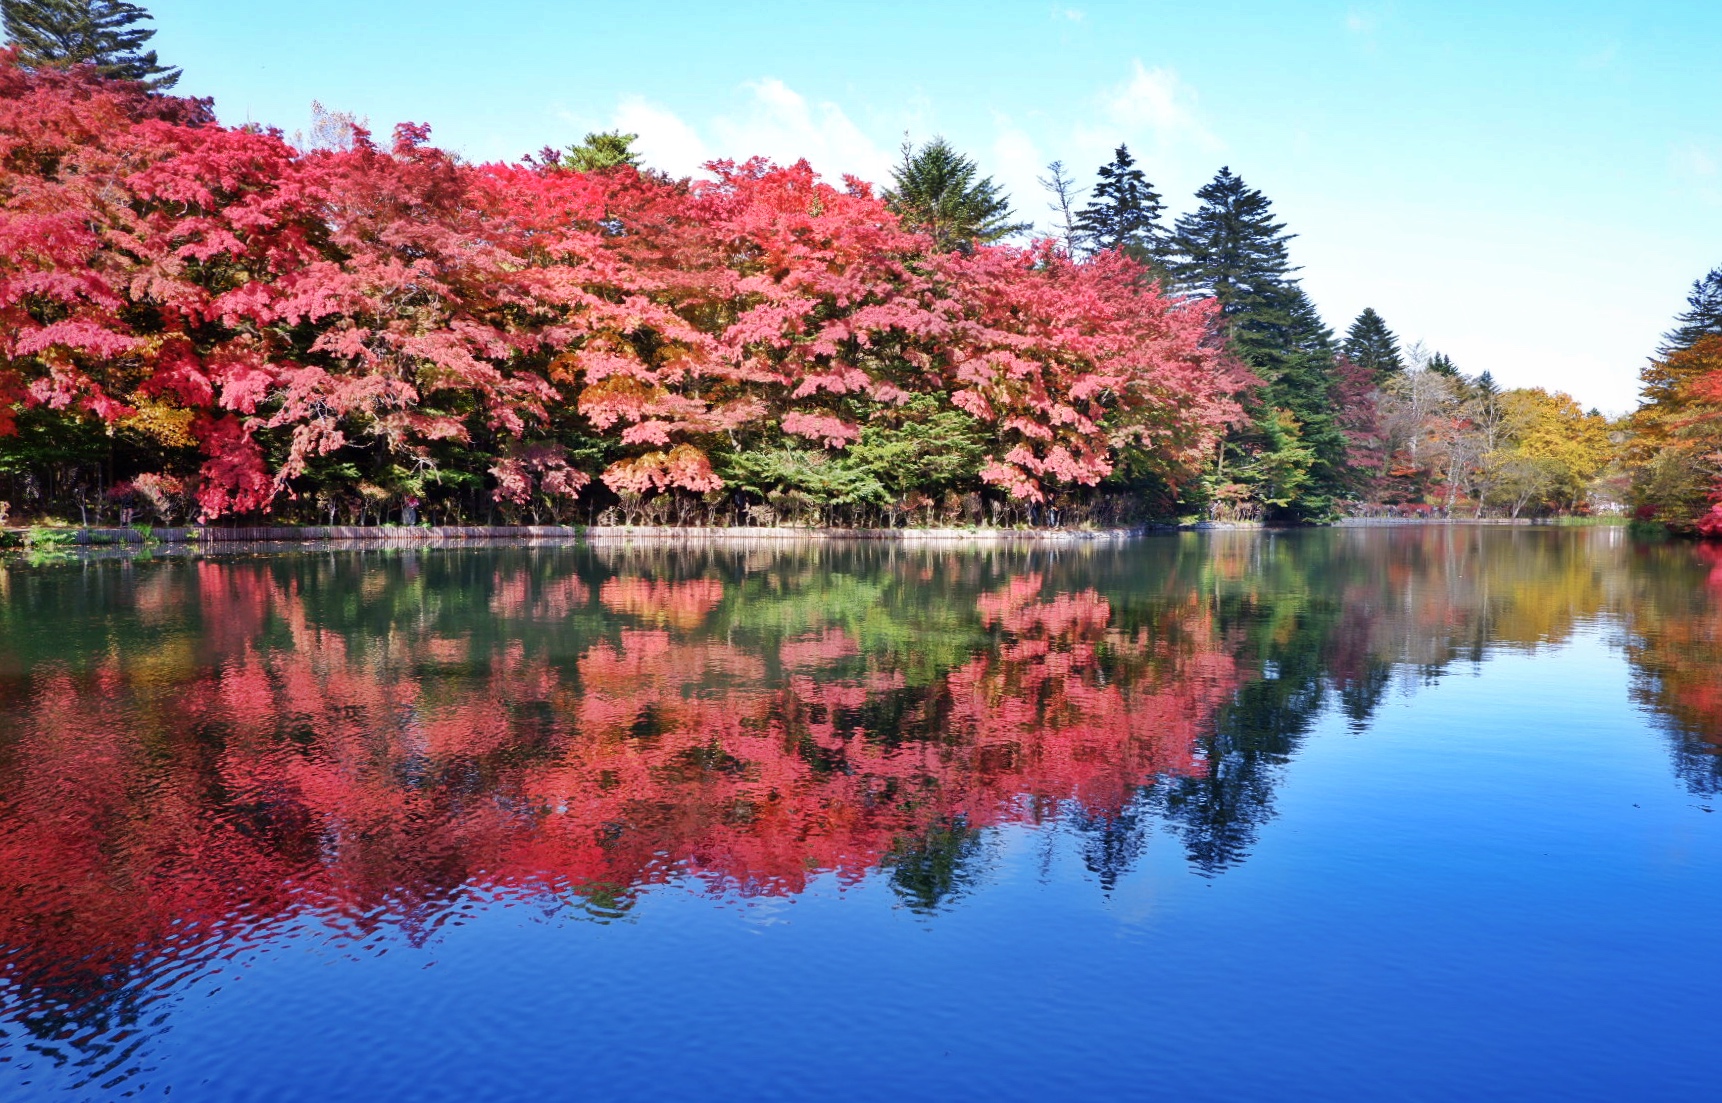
[611,79,895,187]
[1093,61,1218,151]
[1046,60,1220,204]
[711,78,896,185]
[990,116,1049,236]
[1345,9,1378,35]
[614,96,710,177]
[1672,142,1718,180]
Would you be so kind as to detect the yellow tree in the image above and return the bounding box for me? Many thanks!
[1484,389,1612,516]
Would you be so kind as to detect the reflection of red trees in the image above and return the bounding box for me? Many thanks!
[0,562,1234,1042]
[1629,545,1722,765]
[598,577,726,627]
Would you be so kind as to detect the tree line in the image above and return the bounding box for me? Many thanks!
[0,1,1656,528]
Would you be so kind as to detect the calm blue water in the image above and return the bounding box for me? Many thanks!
[0,527,1716,1100]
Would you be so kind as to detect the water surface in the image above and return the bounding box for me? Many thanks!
[0,528,1717,1100]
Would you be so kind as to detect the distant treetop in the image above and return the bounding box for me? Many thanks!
[1342,308,1404,382]
[883,137,1029,253]
[1659,266,1722,356]
[1073,144,1166,266]
[1426,351,1460,377]
[2,0,178,88]
[563,130,642,174]
[1168,166,1296,314]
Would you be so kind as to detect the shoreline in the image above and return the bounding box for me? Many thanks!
[2,523,1179,546]
[0,516,1600,549]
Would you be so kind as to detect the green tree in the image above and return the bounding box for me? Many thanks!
[883,137,1028,253]
[1170,168,1346,519]
[1072,143,1165,267]
[1660,266,1722,355]
[563,129,640,173]
[2,0,178,87]
[1341,307,1404,382]
[1426,351,1460,378]
[1168,167,1294,313]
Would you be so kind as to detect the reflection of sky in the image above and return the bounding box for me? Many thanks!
[41,629,1715,1102]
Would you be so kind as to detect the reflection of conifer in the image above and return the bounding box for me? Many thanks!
[883,818,984,911]
[1071,800,1152,893]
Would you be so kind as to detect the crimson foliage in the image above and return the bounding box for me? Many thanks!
[0,56,1243,520]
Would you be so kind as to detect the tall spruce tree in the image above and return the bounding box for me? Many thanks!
[2,0,178,87]
[1169,167,1346,518]
[1341,307,1404,382]
[1072,144,1165,266]
[883,137,1028,253]
[1168,167,1294,314]
[1659,266,1722,354]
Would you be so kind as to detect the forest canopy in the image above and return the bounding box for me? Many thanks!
[0,13,1670,529]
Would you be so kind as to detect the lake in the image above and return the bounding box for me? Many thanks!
[0,527,1716,1101]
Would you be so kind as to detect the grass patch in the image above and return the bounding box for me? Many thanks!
[1553,515,1628,527]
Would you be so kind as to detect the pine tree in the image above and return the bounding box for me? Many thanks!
[1659,266,1722,355]
[1072,144,1165,265]
[563,130,641,173]
[2,0,178,88]
[1427,351,1459,378]
[1341,307,1403,382]
[883,137,1029,253]
[1170,167,1347,518]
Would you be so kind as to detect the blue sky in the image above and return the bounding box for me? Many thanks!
[150,1,1722,411]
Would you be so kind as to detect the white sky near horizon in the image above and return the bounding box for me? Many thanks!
[147,0,1722,414]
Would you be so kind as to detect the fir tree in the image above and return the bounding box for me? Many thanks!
[1170,167,1347,518]
[2,0,178,88]
[1427,351,1460,378]
[1168,166,1295,313]
[1659,266,1722,355]
[563,130,641,173]
[883,137,1028,253]
[1341,307,1403,382]
[1072,144,1165,265]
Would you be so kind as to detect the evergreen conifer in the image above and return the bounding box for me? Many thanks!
[1168,167,1294,312]
[1072,144,1165,265]
[1341,307,1404,382]
[2,0,178,88]
[1170,167,1346,518]
[1659,266,1722,354]
[1427,351,1460,378]
[883,138,1028,253]
[563,130,641,173]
